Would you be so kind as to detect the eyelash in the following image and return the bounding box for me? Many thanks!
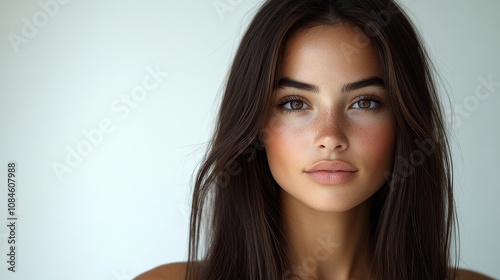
[277,94,384,113]
[352,94,384,111]
[277,95,310,113]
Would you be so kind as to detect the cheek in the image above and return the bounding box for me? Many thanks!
[353,119,396,174]
[262,112,311,148]
[262,114,312,175]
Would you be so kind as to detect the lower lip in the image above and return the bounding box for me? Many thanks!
[305,171,357,185]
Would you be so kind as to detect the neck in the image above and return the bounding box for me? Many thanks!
[281,190,375,280]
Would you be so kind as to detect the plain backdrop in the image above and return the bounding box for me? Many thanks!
[0,0,499,279]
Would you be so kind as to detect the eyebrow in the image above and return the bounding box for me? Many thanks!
[277,76,385,93]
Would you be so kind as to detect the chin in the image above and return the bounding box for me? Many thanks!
[307,197,370,213]
[281,187,374,214]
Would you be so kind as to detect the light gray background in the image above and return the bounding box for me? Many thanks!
[0,0,499,279]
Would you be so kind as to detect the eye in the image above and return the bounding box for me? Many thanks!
[278,96,311,111]
[351,95,383,111]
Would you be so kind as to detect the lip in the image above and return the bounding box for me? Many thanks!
[304,160,357,185]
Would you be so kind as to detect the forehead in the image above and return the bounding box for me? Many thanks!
[279,24,382,84]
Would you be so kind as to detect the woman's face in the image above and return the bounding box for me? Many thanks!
[263,24,396,212]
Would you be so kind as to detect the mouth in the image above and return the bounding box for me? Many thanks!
[304,160,357,185]
[304,170,357,185]
[305,160,357,173]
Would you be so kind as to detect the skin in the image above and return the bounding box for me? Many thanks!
[264,24,395,216]
[134,263,494,280]
[262,23,395,280]
[134,24,495,280]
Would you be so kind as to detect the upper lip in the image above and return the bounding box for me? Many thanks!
[305,160,357,173]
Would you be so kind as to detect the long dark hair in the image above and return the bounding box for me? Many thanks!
[187,0,457,279]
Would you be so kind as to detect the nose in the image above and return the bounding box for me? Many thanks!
[315,110,348,152]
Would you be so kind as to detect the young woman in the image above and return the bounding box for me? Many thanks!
[137,0,493,279]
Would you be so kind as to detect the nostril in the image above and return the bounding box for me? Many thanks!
[318,141,347,152]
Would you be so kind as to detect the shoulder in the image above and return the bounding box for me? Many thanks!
[455,268,495,280]
[134,262,187,280]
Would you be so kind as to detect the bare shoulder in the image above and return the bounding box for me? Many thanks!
[134,262,187,280]
[456,268,495,280]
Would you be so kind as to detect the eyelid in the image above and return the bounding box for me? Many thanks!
[277,95,311,112]
[276,93,384,112]
[352,94,382,102]
[350,94,384,111]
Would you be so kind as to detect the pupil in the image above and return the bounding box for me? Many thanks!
[291,101,302,110]
[359,100,369,108]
